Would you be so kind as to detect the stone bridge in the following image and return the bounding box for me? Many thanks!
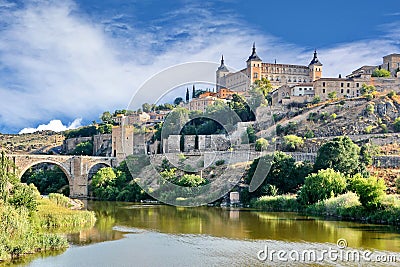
[7,154,117,198]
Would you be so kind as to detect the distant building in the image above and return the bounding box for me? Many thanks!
[216,43,323,91]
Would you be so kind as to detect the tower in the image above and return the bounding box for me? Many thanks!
[246,42,262,85]
[216,55,230,91]
[309,50,322,81]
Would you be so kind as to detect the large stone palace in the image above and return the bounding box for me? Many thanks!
[216,43,322,91]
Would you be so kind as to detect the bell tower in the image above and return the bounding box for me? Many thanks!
[246,43,263,85]
[216,55,230,91]
[309,50,322,81]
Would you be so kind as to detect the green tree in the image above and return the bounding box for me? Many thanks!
[283,135,304,151]
[101,111,113,124]
[22,165,69,195]
[244,126,256,143]
[142,103,152,112]
[328,91,337,99]
[247,152,313,194]
[314,136,361,176]
[348,174,386,209]
[372,68,391,77]
[174,97,184,106]
[71,141,93,156]
[312,96,321,104]
[98,124,112,134]
[255,138,269,151]
[298,168,347,205]
[192,85,196,99]
[361,84,376,95]
[177,174,207,187]
[186,88,190,102]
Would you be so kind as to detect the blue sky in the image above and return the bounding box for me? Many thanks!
[0,0,399,134]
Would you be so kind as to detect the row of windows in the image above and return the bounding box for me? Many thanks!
[321,89,360,94]
[321,82,360,87]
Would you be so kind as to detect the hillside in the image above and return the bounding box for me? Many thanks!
[0,131,64,154]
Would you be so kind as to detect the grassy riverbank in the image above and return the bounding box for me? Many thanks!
[251,192,400,225]
[0,193,95,262]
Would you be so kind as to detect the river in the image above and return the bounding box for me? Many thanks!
[10,201,400,266]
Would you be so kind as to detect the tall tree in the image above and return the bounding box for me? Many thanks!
[186,88,190,103]
[192,85,196,99]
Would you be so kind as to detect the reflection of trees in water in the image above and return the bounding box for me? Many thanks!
[69,201,400,252]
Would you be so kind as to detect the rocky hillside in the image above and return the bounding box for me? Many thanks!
[0,131,64,154]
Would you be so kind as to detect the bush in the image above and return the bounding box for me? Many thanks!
[255,138,269,151]
[387,90,396,98]
[298,169,347,205]
[251,195,300,211]
[307,192,361,217]
[48,193,70,208]
[364,125,374,134]
[312,96,321,104]
[328,91,337,99]
[304,129,314,138]
[8,183,39,213]
[366,103,374,114]
[314,136,361,176]
[330,113,337,120]
[372,68,391,77]
[348,174,386,209]
[394,117,400,132]
[396,177,400,194]
[282,135,304,151]
[215,159,225,166]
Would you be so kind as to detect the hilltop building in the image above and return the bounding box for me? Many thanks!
[216,43,323,91]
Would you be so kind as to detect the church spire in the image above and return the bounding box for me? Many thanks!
[217,54,229,72]
[247,42,262,62]
[309,49,322,66]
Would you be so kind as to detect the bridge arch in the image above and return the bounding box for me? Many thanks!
[18,160,73,188]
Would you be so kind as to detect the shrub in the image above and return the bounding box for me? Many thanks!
[348,174,386,209]
[387,90,396,98]
[314,136,361,176]
[371,68,391,77]
[251,195,300,211]
[297,168,347,205]
[48,193,70,208]
[394,117,400,132]
[364,125,374,134]
[312,96,321,104]
[304,129,314,138]
[8,183,39,213]
[330,113,337,120]
[307,192,361,217]
[283,135,304,151]
[255,138,269,151]
[328,91,337,99]
[396,177,400,194]
[366,103,374,114]
[215,159,225,166]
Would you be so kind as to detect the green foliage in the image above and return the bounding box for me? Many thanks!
[255,138,269,151]
[306,192,361,217]
[63,126,97,139]
[394,117,400,132]
[328,91,337,99]
[348,174,386,209]
[366,103,374,114]
[260,184,278,196]
[396,178,400,194]
[283,135,304,151]
[215,159,225,166]
[372,68,391,77]
[247,152,313,195]
[314,136,361,176]
[142,103,152,112]
[251,195,300,211]
[174,97,183,105]
[387,90,396,98]
[312,95,321,104]
[178,174,207,187]
[297,168,347,205]
[229,94,255,122]
[8,183,39,213]
[48,193,70,208]
[361,84,376,95]
[276,122,298,136]
[359,143,377,167]
[364,125,374,134]
[70,141,93,156]
[245,126,256,143]
[330,113,337,120]
[100,111,113,124]
[98,123,112,134]
[22,165,69,196]
[304,129,315,138]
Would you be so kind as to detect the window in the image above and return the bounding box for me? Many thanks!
[254,73,258,79]
[323,82,326,87]
[323,89,326,93]
[341,89,344,93]
[347,89,350,94]
[356,83,359,87]
[347,83,350,87]
[341,83,344,87]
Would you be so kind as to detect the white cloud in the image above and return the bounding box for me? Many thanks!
[19,118,82,134]
[0,0,399,133]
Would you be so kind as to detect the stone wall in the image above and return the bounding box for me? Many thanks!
[93,134,111,156]
[63,137,92,154]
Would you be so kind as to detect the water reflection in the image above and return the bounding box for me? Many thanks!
[69,201,400,252]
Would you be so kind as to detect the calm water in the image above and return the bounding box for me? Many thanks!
[10,201,400,266]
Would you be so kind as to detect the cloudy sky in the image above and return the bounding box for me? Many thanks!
[0,0,399,133]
